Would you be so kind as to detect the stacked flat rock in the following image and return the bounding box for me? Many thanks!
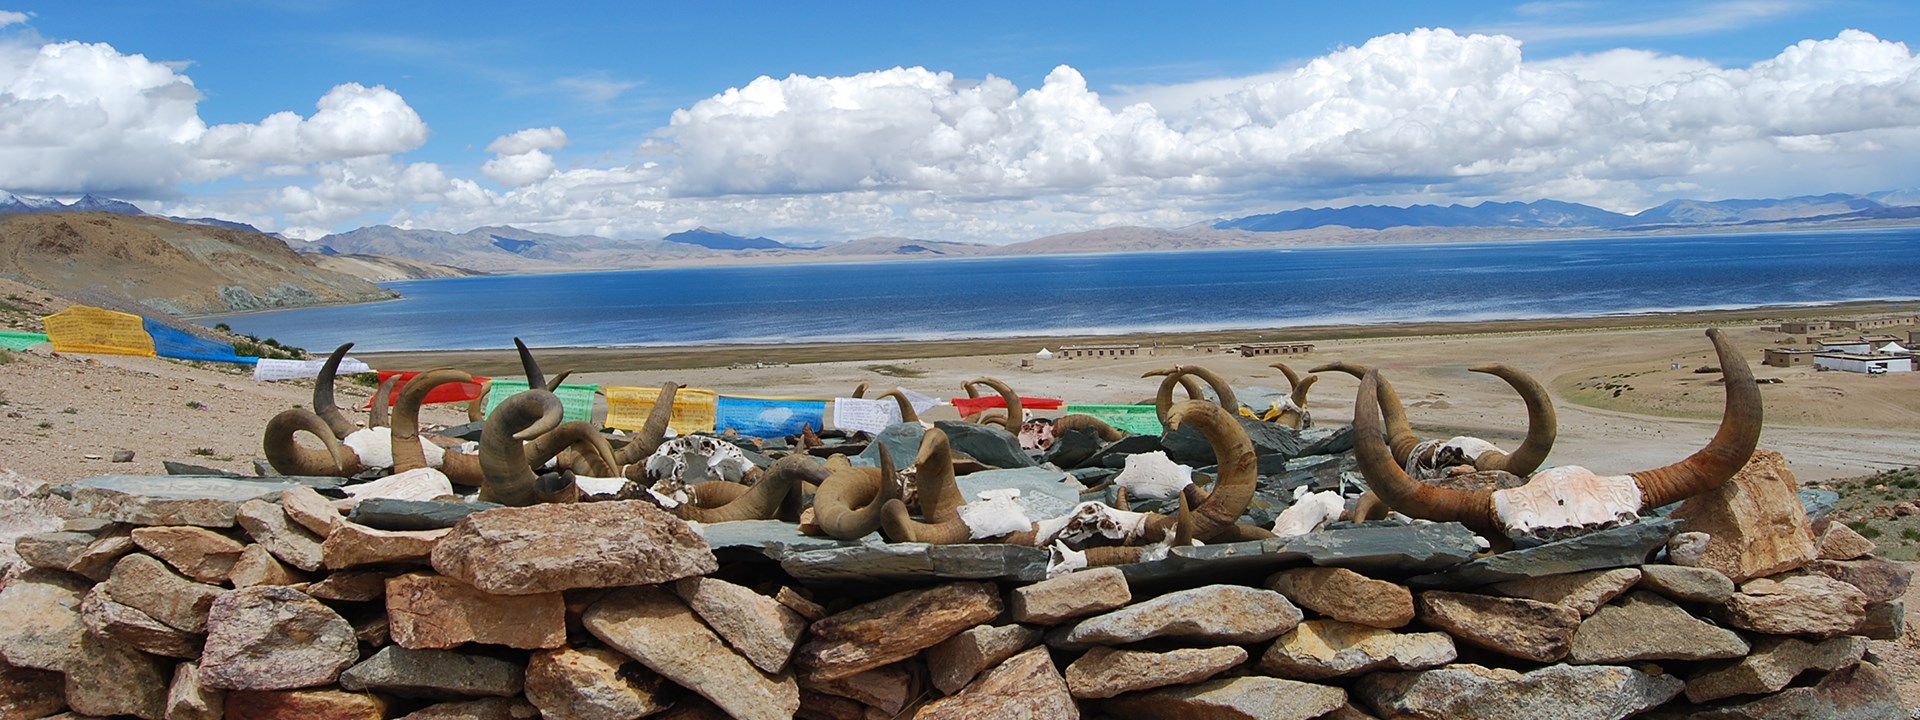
[0,447,1907,719]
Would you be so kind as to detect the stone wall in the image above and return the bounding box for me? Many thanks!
[0,452,1910,720]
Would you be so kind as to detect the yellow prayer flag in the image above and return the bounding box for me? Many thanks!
[42,305,157,357]
[602,385,718,435]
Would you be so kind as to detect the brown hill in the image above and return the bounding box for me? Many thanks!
[0,212,397,316]
[307,252,487,282]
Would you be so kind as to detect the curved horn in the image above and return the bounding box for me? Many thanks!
[1309,360,1369,379]
[967,377,1022,430]
[533,469,580,504]
[467,380,491,422]
[613,381,683,466]
[545,370,573,392]
[681,455,829,523]
[1136,369,1206,409]
[1288,374,1318,409]
[875,388,919,423]
[1270,362,1302,388]
[1146,366,1239,424]
[313,343,359,439]
[368,373,400,429]
[814,443,902,539]
[1466,363,1557,475]
[878,428,969,543]
[389,367,473,473]
[262,407,358,476]
[1629,328,1764,509]
[1163,400,1257,542]
[477,389,567,506]
[852,382,870,399]
[1353,370,1498,535]
[514,337,546,391]
[526,420,620,476]
[1053,414,1126,442]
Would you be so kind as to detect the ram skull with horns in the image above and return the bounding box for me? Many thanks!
[1352,328,1762,545]
[1317,358,1556,480]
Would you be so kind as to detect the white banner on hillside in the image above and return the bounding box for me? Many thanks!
[252,357,374,382]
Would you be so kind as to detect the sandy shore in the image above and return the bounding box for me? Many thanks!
[356,301,1920,483]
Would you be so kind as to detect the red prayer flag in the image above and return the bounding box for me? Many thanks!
[366,370,491,407]
[949,395,1065,416]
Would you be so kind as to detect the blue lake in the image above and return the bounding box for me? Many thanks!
[199,228,1920,352]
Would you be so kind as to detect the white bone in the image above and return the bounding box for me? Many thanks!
[336,466,453,508]
[1113,451,1194,500]
[957,488,1034,540]
[341,427,445,469]
[574,475,628,496]
[1271,490,1345,538]
[1492,466,1643,541]
[1046,541,1088,578]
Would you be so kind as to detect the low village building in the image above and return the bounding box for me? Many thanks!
[1235,341,1316,357]
[1762,348,1820,368]
[1056,343,1141,359]
[1814,351,1914,373]
[1831,315,1916,330]
[1778,320,1832,334]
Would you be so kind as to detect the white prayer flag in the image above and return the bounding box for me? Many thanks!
[252,356,374,382]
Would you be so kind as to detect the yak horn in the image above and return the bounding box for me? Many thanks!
[1136,370,1207,408]
[477,389,567,506]
[879,428,969,543]
[814,443,902,539]
[1272,363,1318,408]
[1146,366,1239,425]
[1163,400,1257,542]
[526,420,619,476]
[312,343,359,440]
[514,338,546,391]
[681,455,828,523]
[467,381,491,422]
[262,407,359,476]
[1318,361,1421,466]
[852,382,870,399]
[545,370,573,392]
[1053,414,1126,442]
[612,381,683,465]
[967,377,1022,430]
[1353,370,1499,536]
[368,373,400,429]
[1629,328,1764,509]
[1466,363,1557,475]
[876,388,919,422]
[389,368,473,473]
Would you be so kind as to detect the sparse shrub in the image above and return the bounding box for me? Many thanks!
[186,401,207,410]
[214,323,231,332]
[59,407,76,414]
[1902,528,1920,542]
[0,348,12,365]
[189,447,215,457]
[1848,521,1883,540]
[35,421,51,429]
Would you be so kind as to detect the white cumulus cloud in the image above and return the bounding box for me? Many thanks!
[195,82,428,165]
[481,127,568,186]
[0,10,28,28]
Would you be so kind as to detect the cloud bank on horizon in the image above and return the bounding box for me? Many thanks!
[3,6,1920,244]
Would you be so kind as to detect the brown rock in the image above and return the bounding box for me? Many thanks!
[1685,635,1867,702]
[583,586,799,720]
[12,531,95,571]
[1856,599,1903,640]
[1682,660,1904,720]
[1257,619,1456,680]
[129,526,245,584]
[1488,568,1641,617]
[223,688,390,720]
[397,697,542,720]
[673,576,807,674]
[1417,590,1580,663]
[1637,564,1735,603]
[0,568,90,671]
[796,581,1002,682]
[431,501,716,595]
[802,661,920,715]
[1723,573,1868,637]
[278,486,344,536]
[61,631,169,719]
[1008,566,1131,625]
[1801,557,1912,604]
[228,544,308,587]
[1569,591,1748,664]
[199,586,359,691]
[524,646,674,720]
[306,568,396,602]
[386,572,565,650]
[775,586,826,621]
[1265,567,1415,628]
[1669,449,1817,582]
[1119,675,1347,720]
[80,584,201,658]
[914,646,1077,720]
[1357,663,1682,720]
[926,623,1043,695]
[235,499,325,572]
[321,522,446,569]
[66,529,136,581]
[105,552,222,633]
[1056,584,1300,649]
[1814,520,1875,560]
[337,645,526,700]
[0,660,66,720]
[1066,645,1248,699]
[63,485,246,528]
[166,661,225,720]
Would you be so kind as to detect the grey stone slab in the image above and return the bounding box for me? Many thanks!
[1085,434,1166,470]
[774,541,1048,584]
[955,467,1082,521]
[1273,522,1485,575]
[934,421,1038,469]
[703,520,874,553]
[1410,519,1678,588]
[349,498,503,531]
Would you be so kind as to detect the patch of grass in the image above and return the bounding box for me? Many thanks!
[863,364,927,378]
[35,421,51,430]
[1847,520,1884,540]
[186,401,207,410]
[0,348,12,365]
[59,407,76,414]
[1903,528,1920,542]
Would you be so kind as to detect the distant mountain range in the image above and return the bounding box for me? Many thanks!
[7,189,1920,275]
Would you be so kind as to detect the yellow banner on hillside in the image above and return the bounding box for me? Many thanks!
[602,386,719,435]
[43,305,157,357]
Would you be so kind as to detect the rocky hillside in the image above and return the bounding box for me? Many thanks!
[0,213,397,316]
[306,252,486,282]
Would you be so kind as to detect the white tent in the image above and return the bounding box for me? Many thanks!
[1879,341,1909,354]
[1034,348,1054,360]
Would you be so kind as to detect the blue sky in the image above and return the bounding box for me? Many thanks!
[4,1,1920,243]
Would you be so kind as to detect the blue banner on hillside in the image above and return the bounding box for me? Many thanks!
[715,395,826,438]
[142,318,257,364]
